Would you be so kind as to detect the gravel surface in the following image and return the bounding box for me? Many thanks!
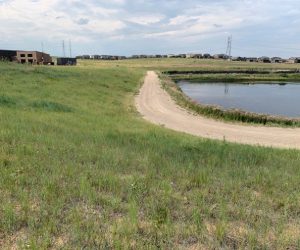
[135,71,300,149]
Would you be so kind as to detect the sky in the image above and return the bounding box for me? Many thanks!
[0,0,300,57]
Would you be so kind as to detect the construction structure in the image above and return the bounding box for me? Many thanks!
[56,57,77,66]
[0,50,17,61]
[16,51,52,64]
[0,49,52,64]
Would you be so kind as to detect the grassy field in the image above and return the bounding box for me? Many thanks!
[78,58,300,71]
[1,60,300,249]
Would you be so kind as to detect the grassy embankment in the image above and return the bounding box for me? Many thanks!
[0,60,300,249]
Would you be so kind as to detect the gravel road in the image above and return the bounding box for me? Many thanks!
[135,71,300,149]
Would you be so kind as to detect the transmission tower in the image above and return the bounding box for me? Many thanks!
[226,35,232,61]
[69,39,72,58]
[62,40,66,57]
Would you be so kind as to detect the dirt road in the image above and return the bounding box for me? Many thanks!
[135,71,300,149]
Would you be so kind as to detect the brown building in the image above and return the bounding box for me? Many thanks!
[16,51,52,64]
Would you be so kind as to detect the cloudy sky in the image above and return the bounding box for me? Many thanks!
[0,0,300,57]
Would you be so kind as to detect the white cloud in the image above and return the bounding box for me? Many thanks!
[0,0,125,42]
[169,15,197,26]
[126,14,164,25]
[151,0,271,39]
[85,20,125,34]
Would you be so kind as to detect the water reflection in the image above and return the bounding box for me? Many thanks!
[224,84,229,95]
[178,81,300,118]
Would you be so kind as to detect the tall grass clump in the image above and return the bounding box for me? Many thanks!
[31,100,73,112]
[0,95,16,107]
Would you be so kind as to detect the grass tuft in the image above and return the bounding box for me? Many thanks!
[31,100,73,112]
[0,95,16,107]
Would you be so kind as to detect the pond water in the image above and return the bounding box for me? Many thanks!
[178,81,300,118]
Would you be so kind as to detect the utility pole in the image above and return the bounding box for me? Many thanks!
[62,40,66,57]
[226,35,232,61]
[69,39,72,58]
[41,42,44,64]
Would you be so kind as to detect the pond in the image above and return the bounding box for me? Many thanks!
[178,81,300,118]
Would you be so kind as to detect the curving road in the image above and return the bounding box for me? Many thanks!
[135,71,300,149]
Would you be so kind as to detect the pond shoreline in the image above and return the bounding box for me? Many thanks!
[161,73,300,127]
[164,69,300,75]
[178,81,300,119]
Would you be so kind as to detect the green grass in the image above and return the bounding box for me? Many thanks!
[78,58,300,71]
[1,60,300,249]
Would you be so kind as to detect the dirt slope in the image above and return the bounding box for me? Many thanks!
[135,71,300,149]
